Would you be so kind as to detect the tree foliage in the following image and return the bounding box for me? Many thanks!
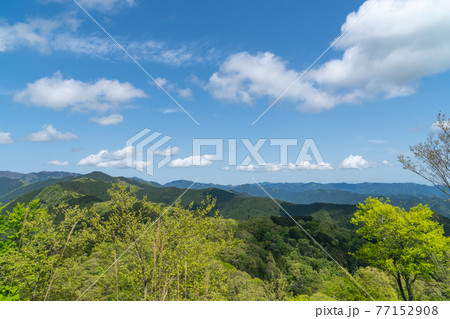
[351,198,449,301]
[1,186,449,301]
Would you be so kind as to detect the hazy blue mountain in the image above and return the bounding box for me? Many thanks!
[164,180,234,190]
[0,171,80,183]
[164,180,445,197]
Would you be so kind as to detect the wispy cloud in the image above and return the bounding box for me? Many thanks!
[235,161,333,172]
[26,124,78,142]
[47,160,70,166]
[162,108,180,114]
[0,17,215,66]
[382,160,394,167]
[369,139,386,144]
[90,114,124,126]
[153,77,193,99]
[40,0,135,13]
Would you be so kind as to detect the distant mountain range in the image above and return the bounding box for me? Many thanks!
[1,171,449,236]
[164,180,446,198]
[163,180,450,217]
[1,170,449,221]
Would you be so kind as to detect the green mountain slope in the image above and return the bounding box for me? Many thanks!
[3,172,450,235]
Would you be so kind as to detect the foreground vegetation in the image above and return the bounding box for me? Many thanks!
[1,183,448,301]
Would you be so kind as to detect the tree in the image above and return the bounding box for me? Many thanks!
[351,198,449,301]
[87,183,236,301]
[321,267,398,301]
[0,200,93,300]
[398,112,450,196]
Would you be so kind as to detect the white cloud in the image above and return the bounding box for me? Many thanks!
[0,18,59,53]
[91,114,124,126]
[77,146,131,168]
[1,17,208,66]
[0,132,13,144]
[177,88,193,99]
[168,155,213,168]
[207,51,337,111]
[153,77,193,99]
[40,0,135,12]
[129,41,202,66]
[26,125,78,142]
[77,0,135,12]
[236,161,333,172]
[208,0,450,111]
[154,77,168,87]
[430,120,450,132]
[0,17,118,57]
[309,0,450,107]
[47,160,70,166]
[14,72,146,113]
[162,108,180,114]
[78,145,179,168]
[339,155,374,170]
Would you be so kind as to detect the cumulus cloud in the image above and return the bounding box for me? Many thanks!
[14,72,146,113]
[208,0,450,111]
[339,155,374,170]
[47,160,70,166]
[168,155,213,168]
[91,114,124,126]
[26,125,78,142]
[207,51,337,111]
[236,161,333,172]
[0,132,13,144]
[77,146,131,168]
[78,145,179,168]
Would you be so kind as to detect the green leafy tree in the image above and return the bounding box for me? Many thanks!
[0,200,93,300]
[86,183,236,301]
[351,198,449,301]
[321,267,398,301]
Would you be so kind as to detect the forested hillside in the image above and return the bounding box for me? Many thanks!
[1,176,449,301]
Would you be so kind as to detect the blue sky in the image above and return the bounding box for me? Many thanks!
[0,0,448,185]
